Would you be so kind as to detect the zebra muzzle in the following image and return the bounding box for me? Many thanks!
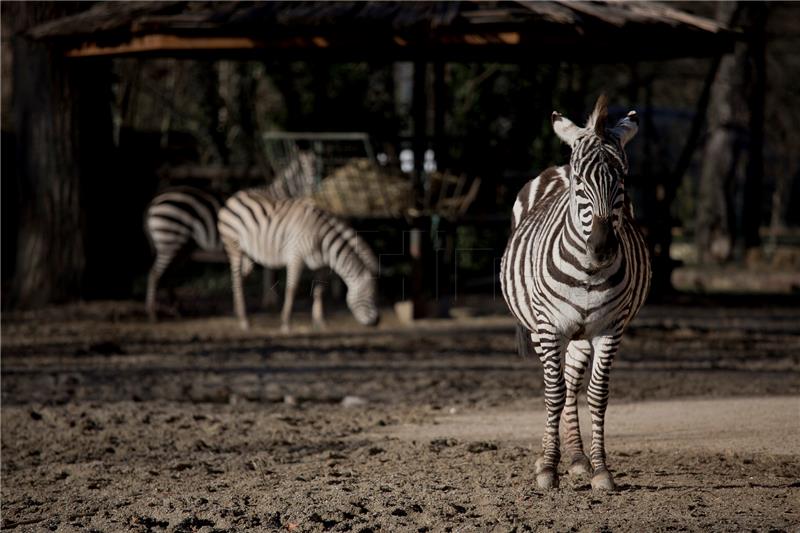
[587,216,618,265]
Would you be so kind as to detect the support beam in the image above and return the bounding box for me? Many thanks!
[67,34,266,57]
[410,60,430,318]
[742,4,768,252]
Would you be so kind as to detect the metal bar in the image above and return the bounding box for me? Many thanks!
[262,131,370,141]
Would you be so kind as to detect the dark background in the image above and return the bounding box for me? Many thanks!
[2,1,798,310]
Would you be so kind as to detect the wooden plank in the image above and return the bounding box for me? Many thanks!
[156,165,265,181]
[66,34,266,57]
[62,27,733,62]
[66,30,534,58]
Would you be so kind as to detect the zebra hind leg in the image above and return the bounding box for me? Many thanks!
[515,323,536,358]
[533,328,567,490]
[145,251,175,322]
[223,239,250,330]
[562,340,592,477]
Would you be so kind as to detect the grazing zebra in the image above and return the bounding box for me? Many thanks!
[144,153,318,319]
[259,150,318,307]
[144,186,256,321]
[217,189,379,331]
[500,95,650,491]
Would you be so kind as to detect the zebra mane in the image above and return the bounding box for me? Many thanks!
[349,233,379,275]
[587,94,609,138]
[324,212,379,276]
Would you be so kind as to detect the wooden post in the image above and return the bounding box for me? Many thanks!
[433,61,446,171]
[412,59,427,199]
[743,4,768,253]
[410,59,429,318]
[432,61,453,316]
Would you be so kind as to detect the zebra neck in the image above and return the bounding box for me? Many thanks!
[565,181,590,262]
[322,239,368,289]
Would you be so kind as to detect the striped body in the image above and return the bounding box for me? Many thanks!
[144,187,253,320]
[502,165,650,342]
[259,150,319,307]
[218,189,379,330]
[146,186,222,255]
[500,96,650,491]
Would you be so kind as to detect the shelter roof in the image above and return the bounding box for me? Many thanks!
[29,1,735,61]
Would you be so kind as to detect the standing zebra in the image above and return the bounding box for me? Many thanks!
[217,189,379,331]
[500,95,650,491]
[144,186,255,321]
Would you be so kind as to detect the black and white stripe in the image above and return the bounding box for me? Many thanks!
[500,96,650,491]
[145,186,256,320]
[265,150,318,199]
[218,189,379,331]
[258,150,319,306]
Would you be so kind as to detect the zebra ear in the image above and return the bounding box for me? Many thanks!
[552,111,581,146]
[610,110,639,148]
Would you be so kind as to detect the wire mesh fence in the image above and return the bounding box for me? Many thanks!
[263,132,479,220]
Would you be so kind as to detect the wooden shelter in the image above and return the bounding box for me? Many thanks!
[31,1,732,60]
[9,1,735,308]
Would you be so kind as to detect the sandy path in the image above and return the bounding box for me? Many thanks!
[385,396,800,456]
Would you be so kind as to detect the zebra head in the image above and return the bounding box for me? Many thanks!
[551,94,639,268]
[346,275,380,327]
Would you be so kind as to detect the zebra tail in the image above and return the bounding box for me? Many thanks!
[516,323,535,359]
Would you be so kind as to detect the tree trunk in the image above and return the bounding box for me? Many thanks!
[8,3,114,307]
[10,3,83,307]
[742,3,768,253]
[695,2,767,264]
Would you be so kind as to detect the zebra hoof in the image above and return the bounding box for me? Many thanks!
[239,320,250,331]
[568,455,592,477]
[536,467,559,490]
[280,323,291,334]
[591,469,616,491]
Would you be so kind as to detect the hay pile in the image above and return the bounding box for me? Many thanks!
[312,158,413,218]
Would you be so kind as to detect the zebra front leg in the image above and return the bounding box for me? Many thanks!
[311,277,327,331]
[280,260,303,333]
[224,241,249,330]
[562,340,592,477]
[587,333,622,491]
[534,328,567,490]
[145,251,174,322]
[241,255,255,278]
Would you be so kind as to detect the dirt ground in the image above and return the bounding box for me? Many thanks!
[2,297,799,532]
